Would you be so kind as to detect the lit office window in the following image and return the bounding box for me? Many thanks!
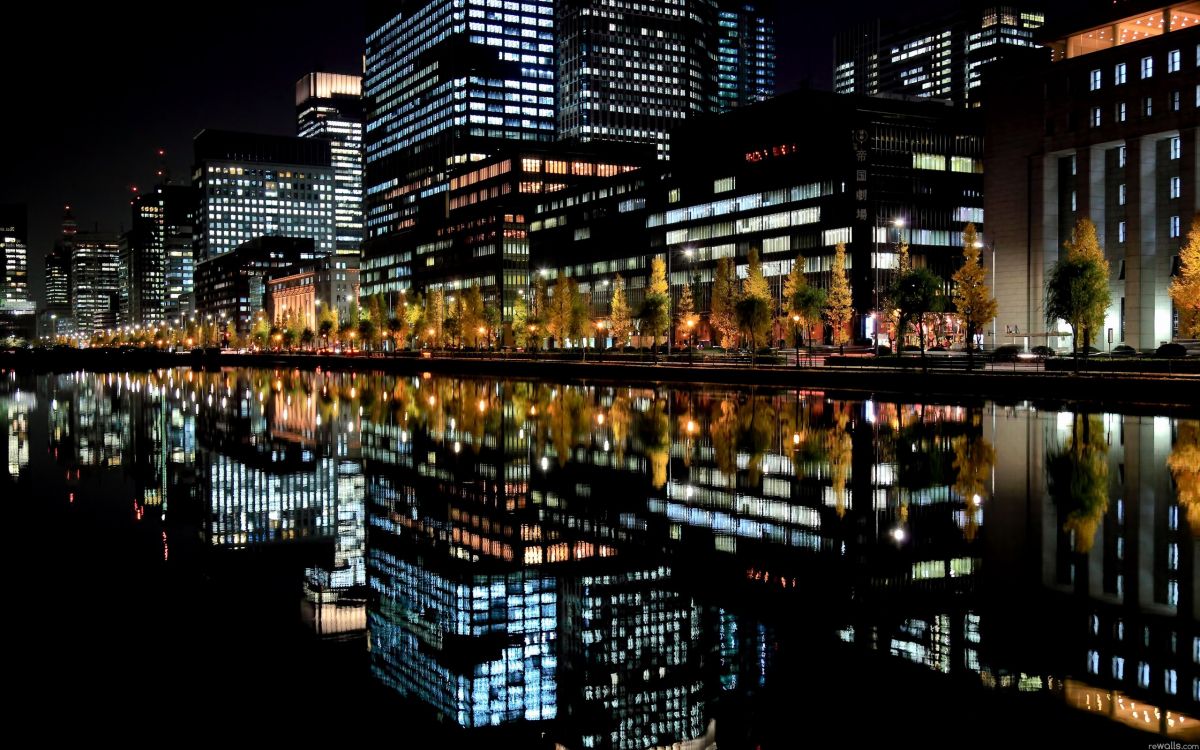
[1090,69,1101,90]
[1171,136,1182,159]
[1116,102,1126,122]
[1141,56,1153,78]
[1167,49,1180,73]
[1170,176,1181,199]
[1091,106,1101,127]
[1115,62,1127,84]
[1170,215,1181,238]
[1118,222,1127,243]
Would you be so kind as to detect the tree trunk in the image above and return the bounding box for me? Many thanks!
[966,319,975,372]
[1072,327,1079,373]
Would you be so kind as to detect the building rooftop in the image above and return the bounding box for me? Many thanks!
[1043,2,1200,60]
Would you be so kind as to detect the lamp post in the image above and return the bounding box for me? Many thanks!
[791,313,801,368]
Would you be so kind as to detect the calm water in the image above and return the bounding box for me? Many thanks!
[5,367,1197,745]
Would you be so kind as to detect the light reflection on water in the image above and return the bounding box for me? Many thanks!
[2,368,1196,745]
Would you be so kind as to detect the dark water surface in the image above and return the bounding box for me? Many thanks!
[6,368,1197,746]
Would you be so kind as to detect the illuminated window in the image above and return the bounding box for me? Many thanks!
[1091,106,1101,127]
[1141,56,1153,78]
[913,153,946,171]
[1115,62,1127,84]
[1118,184,1126,205]
[1116,101,1126,122]
[1089,69,1101,90]
[1143,96,1153,117]
[1171,176,1181,199]
[1167,49,1180,73]
[1170,136,1182,159]
[521,158,542,172]
[1170,215,1181,238]
[1118,145,1127,167]
[1118,221,1126,243]
[714,176,736,193]
[951,156,979,173]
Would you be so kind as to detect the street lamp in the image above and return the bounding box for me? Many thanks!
[791,313,801,368]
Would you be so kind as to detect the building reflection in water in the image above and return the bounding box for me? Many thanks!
[16,368,1198,743]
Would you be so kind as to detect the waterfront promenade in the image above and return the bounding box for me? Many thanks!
[5,347,1198,410]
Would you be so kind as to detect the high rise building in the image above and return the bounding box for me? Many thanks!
[192,130,335,261]
[0,205,33,339]
[834,4,1046,107]
[364,0,557,242]
[71,231,120,336]
[983,2,1199,350]
[557,0,718,157]
[715,1,776,112]
[45,206,75,310]
[296,72,364,256]
[38,206,76,338]
[119,185,196,327]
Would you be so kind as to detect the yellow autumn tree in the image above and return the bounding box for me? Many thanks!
[1169,214,1200,338]
[823,242,854,353]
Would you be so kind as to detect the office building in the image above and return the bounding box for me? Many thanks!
[716,1,776,112]
[533,90,984,345]
[297,72,364,256]
[192,129,335,261]
[38,207,76,338]
[556,0,718,157]
[362,144,645,324]
[194,236,314,334]
[119,185,196,327]
[983,2,1199,350]
[71,231,121,336]
[364,0,557,242]
[0,205,34,339]
[266,254,360,331]
[834,4,1047,107]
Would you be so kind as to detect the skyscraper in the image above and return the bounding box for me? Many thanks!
[296,72,364,256]
[715,1,776,112]
[364,0,557,241]
[0,204,34,339]
[557,0,718,157]
[120,184,196,327]
[46,206,76,309]
[192,130,335,261]
[834,4,1046,107]
[0,205,30,309]
[71,231,120,336]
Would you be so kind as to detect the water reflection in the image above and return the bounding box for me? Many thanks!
[5,368,1197,744]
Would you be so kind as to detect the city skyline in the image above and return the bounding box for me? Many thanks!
[0,0,1071,303]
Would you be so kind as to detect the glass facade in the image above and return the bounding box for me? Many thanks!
[557,0,716,158]
[192,130,335,261]
[120,185,195,327]
[70,232,121,336]
[297,72,364,256]
[716,1,776,112]
[364,0,557,239]
[834,4,1045,107]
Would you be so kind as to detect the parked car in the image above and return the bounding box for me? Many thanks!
[1154,342,1187,358]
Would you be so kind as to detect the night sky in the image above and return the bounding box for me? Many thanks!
[0,0,1088,300]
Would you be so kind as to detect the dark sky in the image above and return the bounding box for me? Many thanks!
[0,0,1085,301]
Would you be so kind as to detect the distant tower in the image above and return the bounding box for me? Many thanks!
[45,206,76,309]
[296,73,364,256]
[715,0,777,112]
